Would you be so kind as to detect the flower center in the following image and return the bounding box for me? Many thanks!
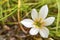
[33,18,45,28]
[34,21,41,27]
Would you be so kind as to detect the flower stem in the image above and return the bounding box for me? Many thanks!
[17,0,27,34]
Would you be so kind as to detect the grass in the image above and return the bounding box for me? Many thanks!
[0,0,59,40]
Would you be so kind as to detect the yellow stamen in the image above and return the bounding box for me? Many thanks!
[33,18,45,29]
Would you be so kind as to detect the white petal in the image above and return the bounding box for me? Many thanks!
[29,28,39,35]
[31,9,38,20]
[44,17,55,26]
[39,5,48,19]
[39,27,49,38]
[21,19,34,28]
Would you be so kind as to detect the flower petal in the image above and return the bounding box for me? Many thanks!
[31,9,38,20]
[29,28,39,35]
[44,17,55,26]
[39,5,48,19]
[21,19,34,28]
[39,27,49,38]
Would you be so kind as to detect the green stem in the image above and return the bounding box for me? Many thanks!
[0,0,5,25]
[56,0,60,34]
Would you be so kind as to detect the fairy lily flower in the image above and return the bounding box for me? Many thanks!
[21,5,55,38]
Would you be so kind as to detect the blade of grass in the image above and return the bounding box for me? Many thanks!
[56,0,60,34]
[0,8,17,21]
[0,6,3,18]
[0,0,5,25]
[3,5,17,13]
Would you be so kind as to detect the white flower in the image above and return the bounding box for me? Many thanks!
[21,5,55,38]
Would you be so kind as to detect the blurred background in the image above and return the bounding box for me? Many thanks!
[0,0,59,40]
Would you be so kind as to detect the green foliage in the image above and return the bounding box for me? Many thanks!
[0,0,59,40]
